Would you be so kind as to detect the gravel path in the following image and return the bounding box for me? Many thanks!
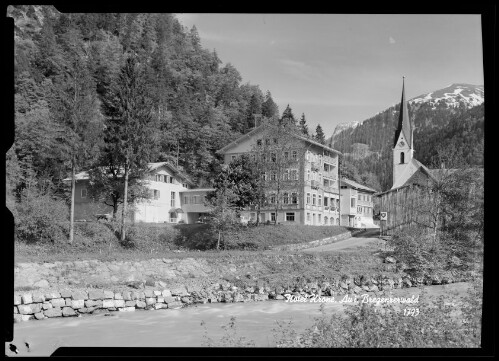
[301,235,380,253]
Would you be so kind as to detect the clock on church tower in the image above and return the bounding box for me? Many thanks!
[398,140,405,147]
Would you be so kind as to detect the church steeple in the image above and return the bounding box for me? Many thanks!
[393,77,413,149]
[392,77,415,189]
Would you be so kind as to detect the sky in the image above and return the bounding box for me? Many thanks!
[175,14,483,138]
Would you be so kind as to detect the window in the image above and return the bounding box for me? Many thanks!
[324,216,328,224]
[351,198,356,207]
[271,152,276,162]
[257,139,262,147]
[318,195,322,206]
[231,155,237,161]
[284,151,289,160]
[169,176,174,183]
[153,189,160,200]
[318,214,322,223]
[184,196,189,204]
[182,183,188,188]
[291,169,298,180]
[286,213,295,221]
[283,170,289,181]
[270,194,276,204]
[273,138,278,144]
[306,193,311,204]
[307,170,310,180]
[171,192,176,207]
[336,218,340,225]
[81,188,87,198]
[270,172,277,181]
[265,139,271,145]
[291,193,298,204]
[292,151,297,161]
[283,192,289,204]
[324,197,328,207]
[306,213,311,222]
[155,175,161,182]
[358,194,361,200]
[312,194,317,206]
[271,213,276,222]
[400,152,405,164]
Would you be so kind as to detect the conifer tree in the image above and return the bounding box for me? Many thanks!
[101,55,161,241]
[261,90,279,119]
[314,124,326,144]
[299,113,309,136]
[280,104,296,128]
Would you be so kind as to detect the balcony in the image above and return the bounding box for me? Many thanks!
[323,186,339,194]
[311,180,320,190]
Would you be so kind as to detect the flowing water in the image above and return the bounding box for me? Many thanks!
[7,282,472,356]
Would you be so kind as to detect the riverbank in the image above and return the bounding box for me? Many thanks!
[9,282,478,355]
[14,242,475,323]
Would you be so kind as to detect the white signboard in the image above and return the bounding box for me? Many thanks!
[380,212,388,221]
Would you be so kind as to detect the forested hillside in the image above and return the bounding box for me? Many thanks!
[332,98,484,191]
[7,6,290,201]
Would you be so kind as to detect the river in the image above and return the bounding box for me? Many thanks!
[7,282,473,355]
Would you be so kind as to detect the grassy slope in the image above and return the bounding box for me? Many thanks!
[15,223,351,264]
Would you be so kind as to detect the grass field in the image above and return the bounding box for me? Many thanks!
[14,222,352,264]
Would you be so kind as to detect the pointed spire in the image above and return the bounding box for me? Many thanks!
[393,76,413,148]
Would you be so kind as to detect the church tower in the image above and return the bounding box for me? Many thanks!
[392,77,414,188]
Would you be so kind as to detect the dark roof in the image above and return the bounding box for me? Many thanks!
[393,78,413,148]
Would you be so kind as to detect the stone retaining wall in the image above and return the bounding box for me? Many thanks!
[13,271,463,323]
[271,231,352,251]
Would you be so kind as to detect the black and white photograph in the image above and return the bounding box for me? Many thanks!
[5,7,491,356]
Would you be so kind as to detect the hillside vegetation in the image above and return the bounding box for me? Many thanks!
[333,100,484,191]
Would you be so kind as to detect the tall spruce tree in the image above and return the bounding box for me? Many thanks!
[314,124,326,144]
[52,27,103,243]
[102,55,160,241]
[299,113,309,136]
[280,104,296,128]
[261,90,279,119]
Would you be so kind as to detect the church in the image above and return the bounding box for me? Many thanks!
[376,78,456,235]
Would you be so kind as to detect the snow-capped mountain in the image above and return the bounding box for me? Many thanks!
[332,83,483,137]
[409,83,484,110]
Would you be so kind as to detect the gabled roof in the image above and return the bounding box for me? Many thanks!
[377,161,466,196]
[393,78,413,148]
[217,123,342,155]
[63,162,194,185]
[340,178,377,193]
[148,162,194,185]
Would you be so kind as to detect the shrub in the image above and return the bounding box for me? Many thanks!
[122,223,180,252]
[14,189,68,244]
[73,221,117,246]
[271,282,482,348]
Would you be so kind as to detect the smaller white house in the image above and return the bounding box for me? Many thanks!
[340,178,378,228]
[66,162,213,224]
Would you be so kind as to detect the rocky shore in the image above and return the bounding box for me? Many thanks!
[14,264,466,322]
